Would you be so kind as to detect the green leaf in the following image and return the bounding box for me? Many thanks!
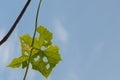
[20,34,32,46]
[31,45,61,78]
[8,25,62,79]
[20,34,40,56]
[20,34,32,56]
[20,34,39,68]
[37,25,53,48]
[44,45,62,64]
[8,56,28,68]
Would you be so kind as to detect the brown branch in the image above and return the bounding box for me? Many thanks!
[0,0,31,46]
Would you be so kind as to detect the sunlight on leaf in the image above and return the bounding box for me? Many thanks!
[8,56,28,68]
[8,26,61,78]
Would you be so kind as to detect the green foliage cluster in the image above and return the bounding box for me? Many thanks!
[8,26,62,78]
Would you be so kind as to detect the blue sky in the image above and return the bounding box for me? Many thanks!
[0,0,120,80]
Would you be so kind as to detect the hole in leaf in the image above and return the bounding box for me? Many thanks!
[41,46,46,50]
[24,52,28,56]
[43,57,48,62]
[34,55,40,61]
[46,64,50,69]
[44,40,48,44]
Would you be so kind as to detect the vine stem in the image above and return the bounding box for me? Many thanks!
[23,0,42,80]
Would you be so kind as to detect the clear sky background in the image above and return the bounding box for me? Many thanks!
[0,0,120,80]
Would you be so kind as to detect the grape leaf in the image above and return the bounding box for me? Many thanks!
[8,56,28,68]
[8,26,61,78]
[36,25,53,48]
[31,45,61,78]
[44,45,62,64]
[19,34,40,68]
[20,34,40,56]
[20,34,32,56]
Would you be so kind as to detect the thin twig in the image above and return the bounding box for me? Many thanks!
[0,0,31,46]
[23,0,42,80]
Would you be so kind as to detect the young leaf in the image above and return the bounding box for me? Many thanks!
[8,26,62,79]
[37,25,53,48]
[8,56,28,68]
[44,45,62,64]
[30,26,61,78]
[20,34,32,56]
[31,45,61,78]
